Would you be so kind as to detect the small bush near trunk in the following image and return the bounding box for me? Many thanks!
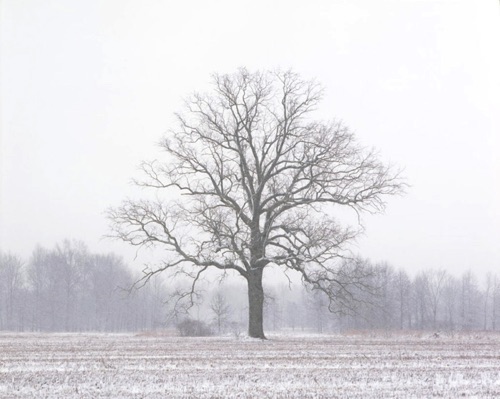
[177,318,213,337]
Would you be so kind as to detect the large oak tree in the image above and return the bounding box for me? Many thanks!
[108,69,404,338]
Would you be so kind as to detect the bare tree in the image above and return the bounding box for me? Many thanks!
[412,273,430,329]
[492,273,500,331]
[307,288,329,333]
[460,270,480,331]
[210,291,231,334]
[394,268,412,329]
[54,240,88,330]
[442,275,459,331]
[425,269,448,329]
[484,272,494,330]
[0,252,24,330]
[108,68,404,338]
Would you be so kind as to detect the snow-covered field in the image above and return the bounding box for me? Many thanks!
[1,331,499,398]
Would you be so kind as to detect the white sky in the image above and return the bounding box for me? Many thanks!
[1,0,499,277]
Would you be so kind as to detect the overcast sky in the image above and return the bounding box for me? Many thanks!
[1,0,499,277]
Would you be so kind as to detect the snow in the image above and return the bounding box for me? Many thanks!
[0,332,499,398]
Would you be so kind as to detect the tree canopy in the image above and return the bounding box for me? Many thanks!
[108,68,405,338]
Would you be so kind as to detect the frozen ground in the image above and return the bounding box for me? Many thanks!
[1,331,499,398]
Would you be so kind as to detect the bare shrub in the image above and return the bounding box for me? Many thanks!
[177,318,213,337]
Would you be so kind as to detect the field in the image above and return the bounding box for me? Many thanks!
[1,331,500,398]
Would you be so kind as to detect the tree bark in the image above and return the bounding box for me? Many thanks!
[247,268,266,339]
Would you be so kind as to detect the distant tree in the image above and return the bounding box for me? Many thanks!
[425,269,448,329]
[412,273,430,329]
[394,268,411,329]
[371,263,398,330]
[85,253,136,331]
[108,68,405,338]
[263,286,284,332]
[26,246,49,331]
[483,272,494,330]
[210,291,231,334]
[460,270,481,330]
[285,300,298,331]
[310,289,329,333]
[442,275,459,331]
[493,274,500,331]
[54,240,88,330]
[0,252,24,330]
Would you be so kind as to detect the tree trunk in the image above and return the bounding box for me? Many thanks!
[247,268,266,339]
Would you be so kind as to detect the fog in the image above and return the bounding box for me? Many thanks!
[1,0,499,280]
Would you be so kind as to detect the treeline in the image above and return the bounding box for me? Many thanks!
[1,242,499,333]
[259,265,500,333]
[0,240,167,332]
[146,263,500,335]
